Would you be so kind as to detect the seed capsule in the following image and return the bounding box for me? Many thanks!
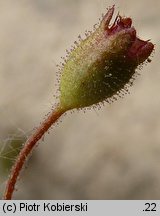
[59,6,154,111]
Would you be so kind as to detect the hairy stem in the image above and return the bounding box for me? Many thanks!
[3,105,65,200]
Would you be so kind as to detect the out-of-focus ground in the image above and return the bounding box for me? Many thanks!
[0,0,159,199]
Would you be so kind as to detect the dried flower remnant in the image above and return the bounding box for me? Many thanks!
[3,6,154,200]
[60,6,154,110]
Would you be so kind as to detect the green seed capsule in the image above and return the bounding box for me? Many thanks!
[59,6,154,111]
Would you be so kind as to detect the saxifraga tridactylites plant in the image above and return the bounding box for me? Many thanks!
[3,6,154,199]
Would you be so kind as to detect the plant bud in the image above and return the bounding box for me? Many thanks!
[59,6,154,111]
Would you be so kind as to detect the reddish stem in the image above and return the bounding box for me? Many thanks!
[3,106,65,200]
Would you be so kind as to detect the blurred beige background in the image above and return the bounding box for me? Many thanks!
[0,0,159,199]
